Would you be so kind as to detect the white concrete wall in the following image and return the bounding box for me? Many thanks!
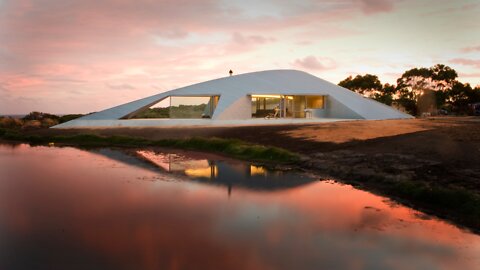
[312,109,327,118]
[54,69,412,128]
[325,96,364,119]
[214,95,251,120]
[53,118,351,128]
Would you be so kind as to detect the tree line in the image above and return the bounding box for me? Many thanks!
[338,64,480,115]
[0,112,83,130]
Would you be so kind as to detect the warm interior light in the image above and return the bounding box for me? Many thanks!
[250,165,266,176]
[251,94,295,100]
[185,166,217,178]
[251,94,282,98]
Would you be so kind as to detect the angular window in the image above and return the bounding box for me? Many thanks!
[251,95,282,118]
[306,96,324,109]
[251,94,325,119]
[128,96,219,119]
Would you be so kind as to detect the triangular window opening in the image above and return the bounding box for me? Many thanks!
[129,96,219,119]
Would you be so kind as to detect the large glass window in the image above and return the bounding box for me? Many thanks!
[129,96,219,119]
[170,96,210,119]
[251,95,325,119]
[251,95,282,118]
[306,96,324,109]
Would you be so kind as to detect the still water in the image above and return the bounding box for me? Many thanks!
[0,144,479,270]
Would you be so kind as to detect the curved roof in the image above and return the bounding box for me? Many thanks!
[61,69,411,125]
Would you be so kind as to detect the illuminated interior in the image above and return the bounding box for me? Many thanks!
[184,166,218,178]
[134,150,277,181]
[249,165,266,176]
[136,150,217,178]
[251,95,325,118]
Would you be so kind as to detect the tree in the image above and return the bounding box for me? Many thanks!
[431,64,458,89]
[337,64,475,115]
[430,64,458,108]
[373,83,395,105]
[338,74,383,98]
[396,67,432,102]
[447,82,480,114]
[339,75,398,105]
[22,111,59,121]
[472,86,480,103]
[395,64,458,115]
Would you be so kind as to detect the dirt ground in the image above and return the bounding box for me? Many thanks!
[36,116,480,190]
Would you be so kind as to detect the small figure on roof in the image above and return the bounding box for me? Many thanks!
[229,70,233,76]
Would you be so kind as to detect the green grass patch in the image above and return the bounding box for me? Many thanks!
[0,128,299,163]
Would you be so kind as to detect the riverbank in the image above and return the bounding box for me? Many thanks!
[2,116,480,232]
[0,131,299,164]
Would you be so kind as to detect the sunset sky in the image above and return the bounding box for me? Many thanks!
[1,0,479,114]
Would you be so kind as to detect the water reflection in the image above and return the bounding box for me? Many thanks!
[1,144,479,270]
[101,149,315,195]
[135,149,314,191]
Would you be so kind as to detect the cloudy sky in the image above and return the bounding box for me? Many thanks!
[0,0,479,114]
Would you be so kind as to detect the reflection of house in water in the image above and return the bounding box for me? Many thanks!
[135,150,314,195]
[87,148,314,195]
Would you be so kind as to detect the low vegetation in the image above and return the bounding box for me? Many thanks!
[309,147,480,231]
[391,180,480,227]
[0,129,299,163]
[0,112,84,130]
[354,174,480,230]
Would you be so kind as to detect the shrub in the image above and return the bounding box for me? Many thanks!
[41,118,59,128]
[21,120,42,130]
[22,111,59,121]
[59,114,83,123]
[0,117,23,129]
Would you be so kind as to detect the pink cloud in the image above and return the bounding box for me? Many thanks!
[461,2,479,10]
[358,0,395,14]
[383,72,402,78]
[155,29,190,39]
[2,75,44,89]
[232,32,275,45]
[0,0,392,77]
[450,58,480,68]
[0,0,478,114]
[222,32,277,55]
[293,56,336,71]
[106,83,136,91]
[460,72,480,77]
[461,46,480,53]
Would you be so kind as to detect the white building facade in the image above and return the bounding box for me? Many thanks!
[54,70,412,128]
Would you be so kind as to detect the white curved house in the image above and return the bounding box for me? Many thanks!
[54,69,411,128]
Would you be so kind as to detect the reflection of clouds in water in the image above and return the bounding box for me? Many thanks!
[305,233,456,270]
[0,145,479,270]
[356,207,391,231]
